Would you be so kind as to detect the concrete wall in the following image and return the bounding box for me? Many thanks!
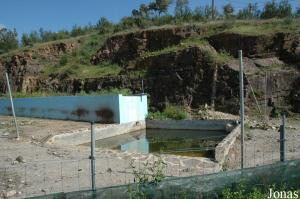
[48,121,146,146]
[146,120,236,131]
[119,95,148,124]
[215,124,240,164]
[0,94,148,124]
[147,120,240,164]
[63,159,300,199]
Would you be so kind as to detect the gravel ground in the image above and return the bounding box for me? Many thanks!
[0,116,221,199]
[0,116,299,198]
[225,119,300,170]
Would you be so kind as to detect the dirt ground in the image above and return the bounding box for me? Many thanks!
[0,116,221,199]
[225,119,300,169]
[0,116,299,198]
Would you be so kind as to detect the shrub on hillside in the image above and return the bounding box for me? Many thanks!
[96,17,114,34]
[59,55,68,66]
[261,0,292,19]
[0,28,18,54]
[147,105,189,120]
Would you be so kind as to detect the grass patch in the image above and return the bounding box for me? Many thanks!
[41,61,121,79]
[147,105,189,120]
[0,91,69,98]
[0,88,132,99]
[77,88,132,96]
[2,32,122,80]
[222,183,300,199]
[40,32,123,79]
[39,33,119,78]
[224,18,300,36]
[140,37,233,67]
[140,37,209,58]
[141,45,181,58]
[182,37,209,46]
[1,19,298,81]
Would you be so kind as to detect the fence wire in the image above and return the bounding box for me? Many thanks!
[0,119,299,198]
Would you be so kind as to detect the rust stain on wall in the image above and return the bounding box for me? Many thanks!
[47,108,56,112]
[71,108,89,118]
[17,107,26,113]
[95,108,114,123]
[30,108,37,113]
[6,107,12,112]
[60,110,68,115]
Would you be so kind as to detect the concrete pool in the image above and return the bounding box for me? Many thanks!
[49,119,239,163]
[83,129,228,158]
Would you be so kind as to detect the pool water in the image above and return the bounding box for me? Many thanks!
[90,129,228,158]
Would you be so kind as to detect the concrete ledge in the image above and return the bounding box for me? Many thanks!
[48,119,239,163]
[146,120,235,131]
[215,124,240,164]
[48,120,146,146]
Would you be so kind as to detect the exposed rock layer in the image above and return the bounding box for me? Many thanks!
[1,27,300,114]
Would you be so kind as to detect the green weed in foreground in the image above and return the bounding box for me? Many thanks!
[128,156,166,199]
[147,105,189,120]
[222,183,300,199]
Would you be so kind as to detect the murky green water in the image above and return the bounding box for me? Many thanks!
[89,129,227,158]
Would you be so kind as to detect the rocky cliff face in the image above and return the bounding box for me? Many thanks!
[0,42,77,93]
[246,70,300,112]
[208,32,300,64]
[25,46,242,113]
[90,25,208,65]
[1,25,300,114]
[132,46,242,112]
[291,77,300,112]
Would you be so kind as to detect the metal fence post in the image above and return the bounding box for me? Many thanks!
[90,122,96,191]
[239,50,245,169]
[142,79,144,94]
[280,113,286,162]
[5,72,20,139]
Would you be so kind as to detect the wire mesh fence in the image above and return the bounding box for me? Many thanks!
[0,124,299,199]
[23,159,300,199]
[0,113,299,198]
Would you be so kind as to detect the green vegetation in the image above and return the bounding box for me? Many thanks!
[127,174,300,199]
[40,33,122,79]
[223,4,234,19]
[237,3,260,19]
[128,156,166,199]
[0,91,69,98]
[141,37,232,66]
[224,18,300,36]
[261,0,292,19]
[292,113,300,120]
[147,104,189,120]
[1,0,299,55]
[0,1,299,87]
[42,61,121,79]
[78,88,132,96]
[0,88,132,99]
[0,28,18,54]
[20,26,94,47]
[59,55,68,66]
[222,183,300,199]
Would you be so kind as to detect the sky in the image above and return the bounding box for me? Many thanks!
[0,0,299,37]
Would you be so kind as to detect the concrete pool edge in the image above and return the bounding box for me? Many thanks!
[47,119,240,164]
[48,119,237,146]
[215,124,241,164]
[146,119,236,131]
[147,120,240,163]
[47,121,146,146]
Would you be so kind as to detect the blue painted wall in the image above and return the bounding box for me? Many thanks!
[0,94,148,124]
